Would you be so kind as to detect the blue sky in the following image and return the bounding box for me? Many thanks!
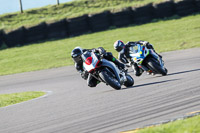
[0,0,72,15]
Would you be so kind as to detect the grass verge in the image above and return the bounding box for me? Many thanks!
[134,115,200,133]
[0,14,200,76]
[0,0,164,31]
[0,91,46,108]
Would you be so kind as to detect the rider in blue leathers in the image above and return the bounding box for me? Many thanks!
[113,40,162,76]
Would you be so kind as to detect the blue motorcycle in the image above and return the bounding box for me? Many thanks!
[129,44,168,76]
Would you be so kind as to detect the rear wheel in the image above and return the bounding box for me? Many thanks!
[146,58,167,76]
[99,68,121,90]
[124,74,134,87]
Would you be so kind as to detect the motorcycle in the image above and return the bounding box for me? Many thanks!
[128,44,168,76]
[81,50,134,90]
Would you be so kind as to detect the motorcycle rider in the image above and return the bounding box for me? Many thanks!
[71,46,125,87]
[113,40,162,76]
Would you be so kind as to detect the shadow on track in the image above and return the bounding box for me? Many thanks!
[99,69,200,91]
[167,68,200,76]
[123,79,180,90]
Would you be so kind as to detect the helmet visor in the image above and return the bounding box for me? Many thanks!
[73,56,82,63]
[116,46,123,52]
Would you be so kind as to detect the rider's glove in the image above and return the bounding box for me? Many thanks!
[138,40,149,46]
[97,47,106,55]
[80,71,88,80]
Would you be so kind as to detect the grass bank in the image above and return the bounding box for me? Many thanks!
[0,14,200,76]
[0,0,164,31]
[134,115,200,133]
[0,91,46,108]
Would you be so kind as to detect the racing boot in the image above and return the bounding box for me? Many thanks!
[132,63,143,76]
[146,70,153,75]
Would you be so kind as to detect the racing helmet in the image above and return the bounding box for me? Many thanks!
[113,40,125,52]
[71,47,83,64]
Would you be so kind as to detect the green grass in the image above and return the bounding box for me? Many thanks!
[0,91,46,107]
[0,0,165,31]
[0,14,200,76]
[135,115,200,133]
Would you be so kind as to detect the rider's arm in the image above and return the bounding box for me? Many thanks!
[146,43,154,50]
[118,53,129,64]
[92,47,106,55]
[75,63,88,80]
[126,41,137,47]
[137,40,149,45]
[137,41,155,49]
[75,62,84,73]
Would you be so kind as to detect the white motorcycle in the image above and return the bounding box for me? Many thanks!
[82,50,134,90]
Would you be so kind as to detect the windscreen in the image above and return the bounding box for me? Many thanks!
[81,51,92,61]
[129,45,139,54]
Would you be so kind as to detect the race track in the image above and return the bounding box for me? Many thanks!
[0,48,200,133]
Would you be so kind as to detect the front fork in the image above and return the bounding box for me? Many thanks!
[119,70,128,85]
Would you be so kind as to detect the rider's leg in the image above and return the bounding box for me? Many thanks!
[147,44,162,58]
[105,52,125,69]
[87,73,98,87]
[132,63,143,76]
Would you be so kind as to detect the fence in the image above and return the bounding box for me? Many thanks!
[0,0,200,48]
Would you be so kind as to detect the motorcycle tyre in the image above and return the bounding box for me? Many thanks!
[163,68,168,76]
[99,69,121,90]
[146,58,167,76]
[124,74,134,87]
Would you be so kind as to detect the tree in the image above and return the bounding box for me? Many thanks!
[19,0,23,13]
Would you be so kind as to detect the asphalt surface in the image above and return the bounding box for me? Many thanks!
[0,48,200,133]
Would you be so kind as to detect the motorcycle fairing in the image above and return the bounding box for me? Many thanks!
[100,59,121,83]
[129,44,150,65]
[83,52,99,72]
[149,49,165,69]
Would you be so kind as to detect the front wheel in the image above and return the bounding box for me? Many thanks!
[99,69,121,90]
[163,68,168,76]
[146,58,167,76]
[124,74,134,87]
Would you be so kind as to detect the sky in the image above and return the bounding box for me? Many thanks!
[0,0,72,15]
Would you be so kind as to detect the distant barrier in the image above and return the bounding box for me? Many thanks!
[133,3,154,24]
[175,0,197,16]
[67,15,90,36]
[0,0,199,49]
[111,8,133,27]
[0,30,4,48]
[153,1,175,18]
[88,11,111,32]
[47,19,68,39]
[4,26,25,48]
[196,0,200,11]
[24,22,47,44]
